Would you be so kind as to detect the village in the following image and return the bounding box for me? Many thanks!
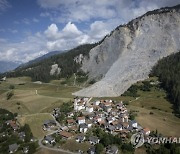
[41,97,151,154]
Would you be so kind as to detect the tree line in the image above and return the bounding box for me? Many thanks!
[151,51,180,116]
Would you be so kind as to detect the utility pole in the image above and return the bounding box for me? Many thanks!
[73,73,77,86]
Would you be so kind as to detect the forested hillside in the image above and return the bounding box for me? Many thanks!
[1,43,96,82]
[151,51,180,116]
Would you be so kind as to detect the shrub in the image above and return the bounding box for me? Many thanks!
[9,85,15,89]
[6,91,14,100]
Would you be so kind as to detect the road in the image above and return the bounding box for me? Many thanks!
[38,138,77,154]
[38,113,78,154]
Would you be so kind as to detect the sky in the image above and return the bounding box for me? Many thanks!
[0,0,179,63]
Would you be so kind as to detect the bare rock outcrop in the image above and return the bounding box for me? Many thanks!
[73,5,180,97]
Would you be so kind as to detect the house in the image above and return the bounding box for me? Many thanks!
[94,100,100,106]
[6,120,19,131]
[19,132,26,141]
[120,107,127,114]
[88,114,95,120]
[89,136,100,145]
[115,123,122,131]
[78,117,86,124]
[60,126,69,131]
[94,116,102,123]
[110,109,118,116]
[107,125,116,133]
[127,126,134,132]
[79,123,88,133]
[22,146,29,154]
[104,106,112,112]
[76,134,86,143]
[86,106,94,113]
[103,122,110,129]
[69,125,78,132]
[88,146,96,154]
[86,120,93,128]
[9,143,18,153]
[106,145,119,154]
[100,102,112,111]
[59,131,74,139]
[106,117,114,124]
[98,120,105,126]
[93,105,101,111]
[143,128,150,136]
[95,111,104,117]
[44,135,55,144]
[43,120,56,130]
[116,102,123,109]
[74,98,85,111]
[129,120,138,128]
[67,119,75,126]
[119,114,128,123]
[67,112,74,117]
[0,77,6,81]
[122,122,129,129]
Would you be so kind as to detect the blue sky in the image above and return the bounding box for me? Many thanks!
[0,0,179,63]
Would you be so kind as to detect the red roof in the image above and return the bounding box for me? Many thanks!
[60,131,74,138]
[78,117,85,120]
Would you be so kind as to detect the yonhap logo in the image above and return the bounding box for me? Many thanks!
[131,133,180,148]
[131,133,144,148]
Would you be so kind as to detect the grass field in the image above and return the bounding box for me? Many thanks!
[35,148,66,154]
[0,77,81,139]
[0,77,80,115]
[18,113,54,139]
[62,139,91,153]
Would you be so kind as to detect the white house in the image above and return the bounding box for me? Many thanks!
[44,135,55,144]
[76,135,85,143]
[143,128,150,136]
[79,124,88,133]
[78,117,85,125]
[94,100,100,106]
[86,106,94,113]
[130,120,138,128]
[89,136,100,145]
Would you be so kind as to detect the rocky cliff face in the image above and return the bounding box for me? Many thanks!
[73,5,180,97]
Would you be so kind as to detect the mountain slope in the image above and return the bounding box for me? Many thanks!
[18,50,63,69]
[0,61,20,73]
[2,44,96,82]
[74,5,180,97]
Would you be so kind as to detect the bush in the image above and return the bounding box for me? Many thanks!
[123,101,129,105]
[89,79,96,84]
[6,91,14,100]
[95,143,104,154]
[60,81,67,85]
[9,85,15,89]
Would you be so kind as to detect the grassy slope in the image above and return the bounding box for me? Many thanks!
[18,113,54,139]
[0,77,81,139]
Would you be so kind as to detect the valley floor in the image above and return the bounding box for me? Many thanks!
[0,76,180,153]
